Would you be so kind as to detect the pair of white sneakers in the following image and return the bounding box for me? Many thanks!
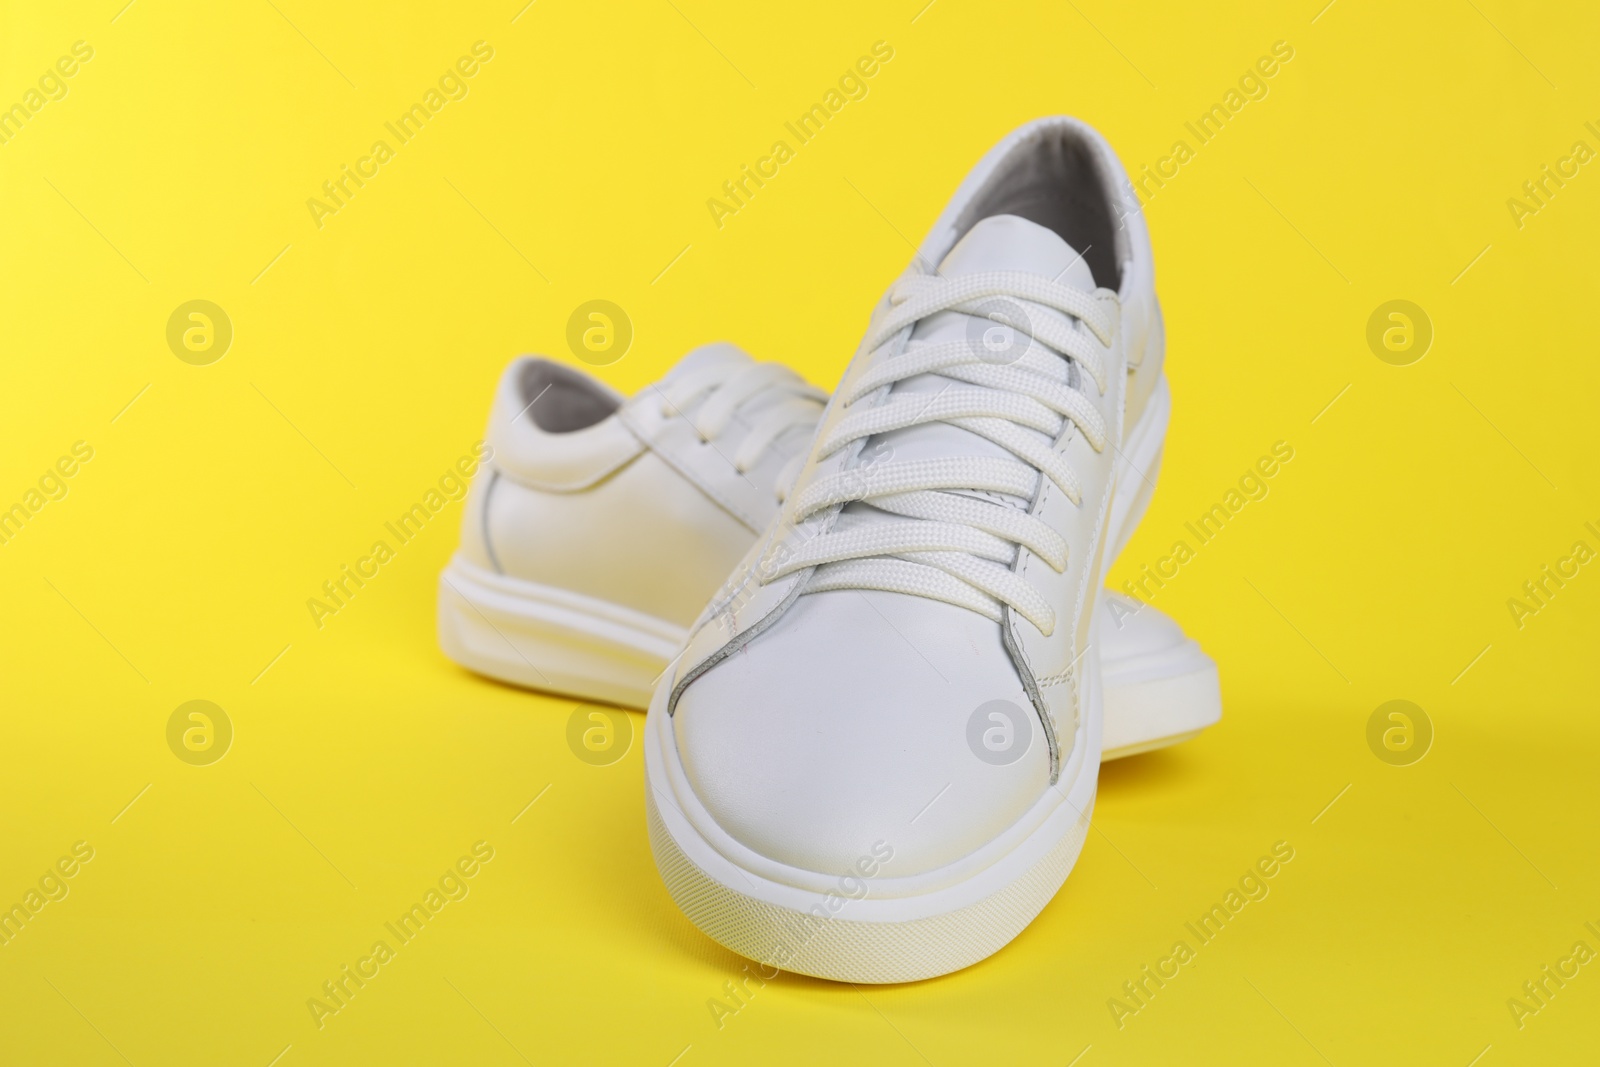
[439,117,1220,983]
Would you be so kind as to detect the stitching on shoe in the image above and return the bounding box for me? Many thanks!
[480,468,504,574]
[619,405,765,533]
[668,570,811,716]
[1034,666,1076,689]
[1062,309,1125,752]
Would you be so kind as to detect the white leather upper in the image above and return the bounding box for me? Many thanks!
[457,345,823,628]
[668,117,1159,879]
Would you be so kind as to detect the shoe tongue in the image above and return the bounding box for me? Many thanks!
[935,214,1096,290]
[831,215,1091,531]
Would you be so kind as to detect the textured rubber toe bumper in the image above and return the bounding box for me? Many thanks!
[643,653,1102,984]
[645,787,1092,984]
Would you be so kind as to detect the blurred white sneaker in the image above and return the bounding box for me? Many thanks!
[438,343,826,707]
[646,117,1179,982]
[438,345,1217,754]
[1100,592,1219,760]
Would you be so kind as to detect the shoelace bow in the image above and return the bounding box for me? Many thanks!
[653,362,827,500]
[760,271,1115,635]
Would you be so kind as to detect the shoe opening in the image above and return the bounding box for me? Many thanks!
[953,125,1125,290]
[517,360,621,433]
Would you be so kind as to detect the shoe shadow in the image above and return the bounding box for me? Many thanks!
[1096,744,1201,800]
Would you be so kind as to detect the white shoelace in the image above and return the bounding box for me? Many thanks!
[653,361,827,500]
[763,271,1114,635]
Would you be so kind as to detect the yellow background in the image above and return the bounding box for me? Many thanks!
[3,0,1597,1063]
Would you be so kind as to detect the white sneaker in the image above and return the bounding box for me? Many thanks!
[438,346,1218,757]
[439,343,826,706]
[645,117,1169,982]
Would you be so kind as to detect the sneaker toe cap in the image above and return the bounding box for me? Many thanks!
[671,591,1052,878]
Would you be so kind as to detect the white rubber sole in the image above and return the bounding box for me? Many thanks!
[1108,373,1168,562]
[438,558,685,708]
[643,632,1103,984]
[1099,375,1221,758]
